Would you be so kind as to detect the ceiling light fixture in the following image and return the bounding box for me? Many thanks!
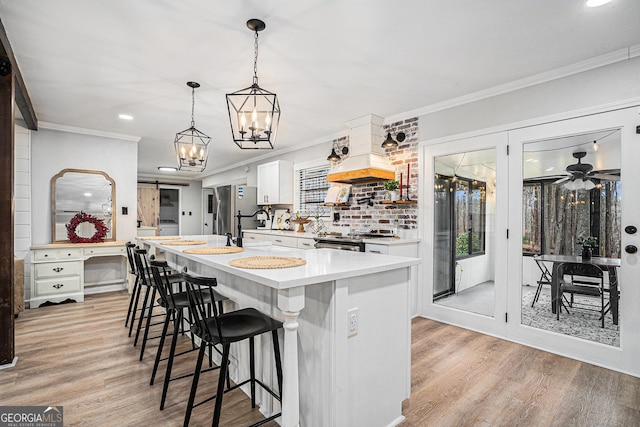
[586,0,613,7]
[174,81,211,172]
[381,131,406,149]
[327,142,349,162]
[226,19,280,150]
[118,114,133,120]
[158,166,178,172]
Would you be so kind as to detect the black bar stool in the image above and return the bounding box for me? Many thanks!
[148,261,229,410]
[124,242,139,328]
[181,272,283,427]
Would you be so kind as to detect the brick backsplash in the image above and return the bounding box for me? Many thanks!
[332,117,419,234]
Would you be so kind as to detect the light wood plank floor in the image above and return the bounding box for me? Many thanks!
[2,291,639,426]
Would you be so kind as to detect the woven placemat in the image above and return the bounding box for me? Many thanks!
[183,246,245,255]
[228,256,307,269]
[161,240,207,246]
[140,236,180,240]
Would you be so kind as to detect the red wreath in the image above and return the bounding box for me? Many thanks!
[66,212,108,243]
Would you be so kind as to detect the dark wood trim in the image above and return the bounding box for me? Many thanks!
[0,17,37,130]
[0,54,15,365]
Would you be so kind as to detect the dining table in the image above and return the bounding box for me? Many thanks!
[539,254,621,325]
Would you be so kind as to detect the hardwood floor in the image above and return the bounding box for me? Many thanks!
[2,291,639,426]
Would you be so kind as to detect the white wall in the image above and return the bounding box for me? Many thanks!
[14,124,31,301]
[419,56,640,140]
[31,128,138,245]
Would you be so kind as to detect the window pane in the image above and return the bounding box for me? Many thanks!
[522,183,541,254]
[455,181,469,256]
[470,181,486,254]
[599,180,622,257]
[543,185,589,255]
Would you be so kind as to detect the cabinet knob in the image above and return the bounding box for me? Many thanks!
[53,283,64,289]
[53,267,64,272]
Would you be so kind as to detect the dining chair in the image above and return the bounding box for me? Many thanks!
[556,262,610,327]
[531,255,552,307]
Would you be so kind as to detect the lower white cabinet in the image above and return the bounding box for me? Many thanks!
[30,242,127,307]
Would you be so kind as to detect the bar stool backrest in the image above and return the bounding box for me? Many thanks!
[182,272,223,343]
[133,248,152,287]
[125,242,137,275]
[149,260,178,309]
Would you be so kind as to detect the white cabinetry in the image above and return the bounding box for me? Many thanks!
[257,160,293,205]
[243,231,316,250]
[30,242,126,307]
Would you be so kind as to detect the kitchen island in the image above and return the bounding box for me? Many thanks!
[139,235,419,427]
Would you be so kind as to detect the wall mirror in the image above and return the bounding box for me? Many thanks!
[51,169,116,243]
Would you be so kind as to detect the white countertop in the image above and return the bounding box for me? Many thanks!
[242,229,420,246]
[139,234,420,290]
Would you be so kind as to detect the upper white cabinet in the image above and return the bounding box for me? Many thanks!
[257,160,293,205]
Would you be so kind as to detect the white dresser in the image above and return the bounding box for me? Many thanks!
[30,241,127,307]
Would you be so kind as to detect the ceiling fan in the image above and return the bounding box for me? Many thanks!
[553,151,618,189]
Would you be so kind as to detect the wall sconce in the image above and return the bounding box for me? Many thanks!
[327,143,349,162]
[381,131,406,149]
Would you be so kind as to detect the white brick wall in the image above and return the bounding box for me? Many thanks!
[14,125,31,303]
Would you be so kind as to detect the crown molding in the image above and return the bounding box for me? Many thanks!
[39,121,141,142]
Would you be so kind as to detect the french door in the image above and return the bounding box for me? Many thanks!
[422,105,640,376]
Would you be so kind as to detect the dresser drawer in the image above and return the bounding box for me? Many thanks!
[35,261,82,279]
[33,248,83,262]
[34,276,82,296]
[85,245,126,257]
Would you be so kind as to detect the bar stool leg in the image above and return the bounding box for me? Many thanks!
[160,310,183,410]
[128,277,143,337]
[250,337,256,408]
[184,344,207,427]
[272,330,283,397]
[212,344,231,427]
[139,288,158,360]
[134,285,152,346]
[150,309,173,386]
[125,275,140,327]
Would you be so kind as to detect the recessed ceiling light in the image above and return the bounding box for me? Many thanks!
[158,166,178,172]
[84,192,92,197]
[586,0,613,7]
[118,114,133,120]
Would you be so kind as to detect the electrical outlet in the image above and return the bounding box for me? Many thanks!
[348,307,359,337]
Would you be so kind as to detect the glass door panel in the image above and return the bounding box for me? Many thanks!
[520,129,621,347]
[433,148,496,317]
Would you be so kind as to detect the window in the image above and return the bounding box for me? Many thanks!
[454,177,486,257]
[521,180,621,257]
[295,163,331,216]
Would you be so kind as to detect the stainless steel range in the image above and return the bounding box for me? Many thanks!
[314,231,392,251]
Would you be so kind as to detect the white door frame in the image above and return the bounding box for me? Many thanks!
[421,131,510,339]
[419,104,640,377]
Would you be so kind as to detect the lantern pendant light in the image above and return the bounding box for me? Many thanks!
[174,81,211,172]
[226,19,281,149]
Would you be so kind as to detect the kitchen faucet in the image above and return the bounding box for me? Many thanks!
[235,209,270,247]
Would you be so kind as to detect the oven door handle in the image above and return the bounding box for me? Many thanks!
[315,242,362,251]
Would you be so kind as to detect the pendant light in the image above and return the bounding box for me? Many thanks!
[226,19,281,149]
[174,81,211,172]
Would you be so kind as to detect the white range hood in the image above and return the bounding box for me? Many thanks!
[326,114,395,184]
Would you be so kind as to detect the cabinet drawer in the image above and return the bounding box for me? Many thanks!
[264,235,298,248]
[33,248,82,261]
[35,276,81,296]
[297,238,316,250]
[365,243,389,255]
[85,245,126,256]
[243,233,266,241]
[35,261,82,279]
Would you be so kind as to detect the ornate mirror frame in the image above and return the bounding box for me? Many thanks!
[51,168,116,243]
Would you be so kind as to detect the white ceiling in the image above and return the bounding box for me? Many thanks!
[1,1,639,180]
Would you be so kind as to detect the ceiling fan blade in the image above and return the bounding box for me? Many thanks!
[553,176,571,184]
[590,173,618,181]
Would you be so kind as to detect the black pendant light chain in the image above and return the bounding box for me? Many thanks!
[253,29,259,86]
